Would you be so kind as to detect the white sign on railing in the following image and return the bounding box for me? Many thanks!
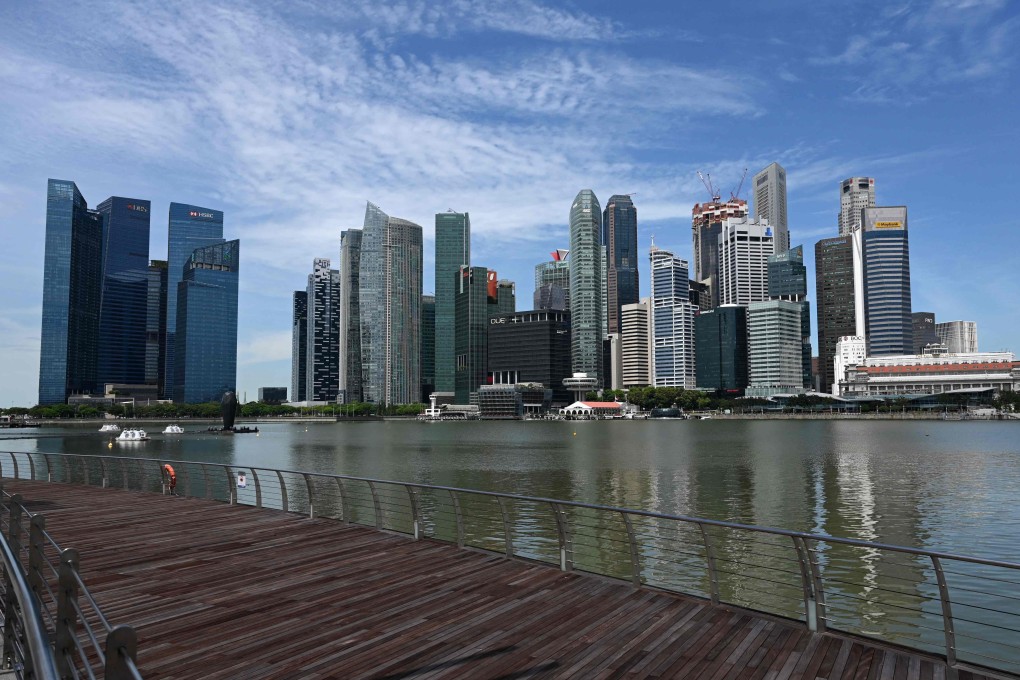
[237,472,247,489]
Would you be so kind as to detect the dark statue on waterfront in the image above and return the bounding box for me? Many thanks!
[221,391,238,430]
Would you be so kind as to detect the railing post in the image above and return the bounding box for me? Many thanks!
[55,548,81,678]
[43,454,53,482]
[252,469,263,509]
[120,457,129,490]
[366,481,382,529]
[181,464,191,498]
[303,473,315,518]
[27,514,46,601]
[9,452,18,479]
[1,494,21,670]
[225,466,234,505]
[27,453,35,481]
[620,511,641,587]
[80,455,89,485]
[792,536,818,632]
[335,478,349,524]
[697,522,721,605]
[496,497,513,559]
[549,502,572,571]
[931,555,959,678]
[100,458,109,488]
[405,485,421,539]
[276,471,289,512]
[201,464,211,499]
[104,625,139,680]
[449,490,464,548]
[804,538,827,634]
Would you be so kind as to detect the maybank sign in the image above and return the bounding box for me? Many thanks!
[874,221,903,229]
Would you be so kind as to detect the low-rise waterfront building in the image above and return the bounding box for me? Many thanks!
[838,351,1019,397]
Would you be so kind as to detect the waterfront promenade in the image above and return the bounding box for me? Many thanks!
[2,478,1004,679]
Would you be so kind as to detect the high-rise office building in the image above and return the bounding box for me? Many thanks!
[39,179,103,404]
[173,239,239,403]
[862,206,912,356]
[719,216,775,306]
[768,245,812,387]
[95,197,151,389]
[815,235,858,394]
[692,198,747,309]
[912,312,938,354]
[747,300,804,396]
[649,245,696,388]
[420,294,435,402]
[359,202,422,405]
[535,250,570,310]
[936,320,978,354]
[621,301,651,388]
[688,280,711,311]
[145,260,168,395]
[165,203,224,399]
[753,162,789,253]
[695,305,748,392]
[305,258,341,402]
[339,229,363,403]
[291,291,308,403]
[495,280,516,316]
[487,309,572,404]
[434,211,470,394]
[603,195,639,335]
[569,190,604,386]
[534,283,567,311]
[455,266,491,404]
[838,177,876,236]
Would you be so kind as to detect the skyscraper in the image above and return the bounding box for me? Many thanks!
[768,245,812,387]
[692,198,747,309]
[434,211,470,394]
[165,203,224,399]
[420,294,436,402]
[455,266,490,404]
[173,239,239,403]
[95,197,151,389]
[603,194,639,335]
[695,306,748,392]
[339,229,363,403]
[936,320,978,354]
[747,300,804,396]
[487,309,572,404]
[912,312,937,354]
[838,177,876,236]
[753,162,789,253]
[620,301,651,388]
[145,260,168,395]
[305,258,341,402]
[535,250,570,310]
[650,245,696,388]
[569,190,604,386]
[39,179,103,404]
[815,236,857,393]
[495,280,516,316]
[359,202,422,405]
[291,290,308,403]
[862,206,912,356]
[718,216,775,306]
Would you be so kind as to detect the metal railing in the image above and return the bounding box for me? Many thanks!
[0,480,142,680]
[2,450,1019,679]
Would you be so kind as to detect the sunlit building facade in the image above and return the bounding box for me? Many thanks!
[569,190,604,386]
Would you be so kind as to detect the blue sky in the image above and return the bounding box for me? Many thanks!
[1,0,1018,406]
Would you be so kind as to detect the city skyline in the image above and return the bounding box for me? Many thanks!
[2,1,1019,405]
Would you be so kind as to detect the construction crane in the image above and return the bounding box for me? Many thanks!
[696,171,721,202]
[730,167,748,201]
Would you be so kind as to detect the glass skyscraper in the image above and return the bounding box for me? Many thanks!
[568,190,604,386]
[695,305,748,392]
[305,258,341,402]
[339,229,363,403]
[96,196,151,388]
[650,245,696,388]
[145,260,168,395]
[768,245,812,387]
[862,206,912,356]
[420,294,436,402]
[39,179,103,404]
[815,235,857,394]
[165,202,224,399]
[603,195,638,335]
[455,266,490,404]
[291,290,308,403]
[173,240,239,403]
[534,255,570,310]
[434,211,470,394]
[359,202,422,405]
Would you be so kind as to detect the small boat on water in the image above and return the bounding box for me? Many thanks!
[163,424,185,434]
[99,423,121,433]
[116,428,150,442]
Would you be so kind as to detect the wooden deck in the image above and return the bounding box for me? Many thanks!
[2,479,1004,680]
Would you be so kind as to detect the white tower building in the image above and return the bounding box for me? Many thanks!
[719,216,775,306]
[753,162,789,253]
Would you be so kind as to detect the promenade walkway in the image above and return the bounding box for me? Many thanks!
[2,478,1002,680]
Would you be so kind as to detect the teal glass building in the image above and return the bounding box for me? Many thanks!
[434,211,470,394]
[421,294,435,402]
[145,260,168,395]
[455,266,490,404]
[603,195,638,335]
[568,190,604,386]
[173,240,239,403]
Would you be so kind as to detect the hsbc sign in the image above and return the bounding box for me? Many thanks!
[189,210,215,219]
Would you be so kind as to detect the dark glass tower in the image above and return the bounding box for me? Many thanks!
[96,197,151,388]
[173,240,239,403]
[569,190,604,386]
[768,245,812,387]
[291,291,308,403]
[488,309,572,404]
[434,211,470,394]
[815,236,857,393]
[420,294,435,402]
[165,203,224,400]
[305,258,341,402]
[862,207,912,356]
[454,266,489,404]
[695,305,748,392]
[603,195,638,335]
[145,260,168,396]
[39,179,103,404]
[339,229,363,403]
[912,312,937,353]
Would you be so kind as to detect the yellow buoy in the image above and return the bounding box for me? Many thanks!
[573,432,577,436]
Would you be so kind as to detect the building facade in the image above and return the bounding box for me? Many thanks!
[603,194,639,335]
[305,258,341,402]
[695,305,748,392]
[145,260,168,396]
[752,162,789,253]
[650,245,696,388]
[455,266,490,404]
[173,240,239,403]
[838,177,876,236]
[768,245,812,387]
[534,250,570,309]
[747,300,804,396]
[569,190,604,386]
[359,202,422,405]
[165,203,224,399]
[339,229,363,403]
[495,280,516,316]
[839,351,1018,397]
[291,290,308,403]
[912,312,938,354]
[936,320,978,354]
[39,179,103,404]
[718,216,775,306]
[620,301,651,388]
[862,206,912,356]
[692,198,747,309]
[95,196,151,389]
[420,294,435,402]
[487,309,572,404]
[815,235,857,394]
[434,211,470,393]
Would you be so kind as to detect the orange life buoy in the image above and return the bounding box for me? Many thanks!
[163,464,177,490]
